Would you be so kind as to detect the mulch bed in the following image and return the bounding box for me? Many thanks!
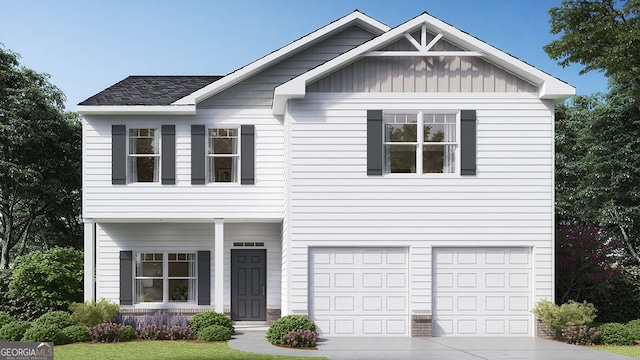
[273,344,318,350]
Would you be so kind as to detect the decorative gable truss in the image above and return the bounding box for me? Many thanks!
[365,24,483,57]
[274,13,574,114]
[307,26,538,94]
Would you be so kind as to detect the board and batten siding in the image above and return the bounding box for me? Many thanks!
[198,25,377,109]
[95,222,281,309]
[307,32,538,94]
[82,109,284,220]
[283,93,554,316]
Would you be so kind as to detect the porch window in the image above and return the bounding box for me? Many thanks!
[135,252,196,304]
[208,128,238,183]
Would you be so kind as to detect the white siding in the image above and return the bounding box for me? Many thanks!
[284,93,554,321]
[83,109,284,221]
[96,222,281,309]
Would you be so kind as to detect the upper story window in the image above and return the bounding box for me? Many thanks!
[384,112,457,174]
[129,128,160,183]
[208,128,238,183]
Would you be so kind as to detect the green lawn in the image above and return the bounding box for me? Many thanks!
[54,341,326,360]
[595,345,640,358]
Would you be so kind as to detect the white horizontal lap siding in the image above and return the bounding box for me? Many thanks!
[285,93,554,315]
[82,110,284,220]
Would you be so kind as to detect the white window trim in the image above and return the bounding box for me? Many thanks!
[383,111,460,176]
[134,252,197,307]
[127,127,161,184]
[206,127,241,184]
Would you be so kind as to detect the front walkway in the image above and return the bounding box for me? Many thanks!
[228,330,635,360]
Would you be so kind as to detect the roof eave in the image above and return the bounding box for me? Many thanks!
[77,105,196,115]
[171,11,390,106]
[271,12,575,115]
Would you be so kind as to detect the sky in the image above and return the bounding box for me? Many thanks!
[0,0,609,111]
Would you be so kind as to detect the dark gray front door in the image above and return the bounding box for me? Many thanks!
[231,249,266,321]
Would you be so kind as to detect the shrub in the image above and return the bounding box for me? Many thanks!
[69,299,120,327]
[166,325,196,340]
[0,312,14,328]
[598,322,635,345]
[0,311,15,328]
[0,270,48,321]
[561,325,600,345]
[196,325,232,342]
[10,247,83,311]
[189,312,234,333]
[284,329,319,348]
[0,321,32,341]
[137,324,168,340]
[593,266,640,323]
[266,315,317,345]
[88,322,126,343]
[120,325,137,341]
[531,299,596,338]
[22,324,67,344]
[35,311,74,330]
[61,325,91,343]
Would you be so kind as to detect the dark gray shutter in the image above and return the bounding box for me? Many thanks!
[112,125,127,185]
[241,125,255,185]
[191,125,205,185]
[460,110,477,176]
[161,125,175,185]
[197,251,211,305]
[119,251,133,305]
[367,110,383,175]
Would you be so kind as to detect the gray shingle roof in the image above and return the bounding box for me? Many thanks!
[79,76,223,106]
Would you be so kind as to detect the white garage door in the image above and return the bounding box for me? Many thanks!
[433,248,532,336]
[309,248,409,336]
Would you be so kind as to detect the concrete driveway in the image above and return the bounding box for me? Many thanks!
[228,330,635,360]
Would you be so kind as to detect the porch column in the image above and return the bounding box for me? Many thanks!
[83,219,96,302]
[214,218,224,313]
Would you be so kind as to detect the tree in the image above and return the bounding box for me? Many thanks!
[9,247,83,312]
[555,223,623,303]
[545,0,640,90]
[576,86,640,263]
[554,89,640,264]
[0,45,82,268]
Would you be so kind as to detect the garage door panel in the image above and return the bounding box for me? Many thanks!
[310,248,409,336]
[433,248,532,337]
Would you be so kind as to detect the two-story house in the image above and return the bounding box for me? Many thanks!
[78,11,574,337]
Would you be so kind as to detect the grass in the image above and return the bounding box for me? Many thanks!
[54,341,326,360]
[595,345,640,358]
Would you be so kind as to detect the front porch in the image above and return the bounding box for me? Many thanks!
[83,220,283,324]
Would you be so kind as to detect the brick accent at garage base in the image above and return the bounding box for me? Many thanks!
[411,315,432,337]
[535,318,554,338]
[267,309,281,324]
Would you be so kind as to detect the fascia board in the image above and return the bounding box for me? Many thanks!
[172,11,390,106]
[76,105,196,115]
[273,13,575,115]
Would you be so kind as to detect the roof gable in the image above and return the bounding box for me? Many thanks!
[171,11,390,106]
[273,12,575,114]
[307,30,539,94]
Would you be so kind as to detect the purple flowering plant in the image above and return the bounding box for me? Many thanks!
[284,329,319,348]
[561,325,600,346]
[88,322,126,343]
